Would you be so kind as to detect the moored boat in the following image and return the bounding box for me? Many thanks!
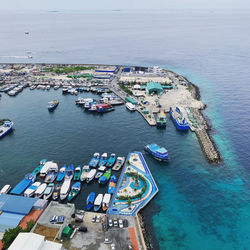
[86,169,97,184]
[56,165,67,182]
[0,119,14,139]
[74,166,82,181]
[108,175,117,194]
[45,170,58,183]
[43,183,54,199]
[102,193,111,212]
[34,183,47,198]
[144,143,169,161]
[89,153,100,168]
[112,157,125,171]
[157,110,167,127]
[48,100,59,111]
[94,193,103,211]
[106,153,116,168]
[40,159,47,165]
[99,153,108,167]
[67,182,81,201]
[10,173,36,195]
[80,165,90,182]
[169,107,189,130]
[32,165,43,175]
[98,169,111,185]
[24,182,41,197]
[95,171,103,179]
[126,102,136,111]
[60,165,74,200]
[40,161,58,178]
[52,184,62,200]
[0,184,11,194]
[86,192,96,210]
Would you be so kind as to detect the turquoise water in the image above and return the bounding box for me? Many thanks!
[1,9,250,250]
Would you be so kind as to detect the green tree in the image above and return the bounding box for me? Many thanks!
[2,226,22,249]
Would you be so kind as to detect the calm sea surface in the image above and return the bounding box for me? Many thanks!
[1,9,250,250]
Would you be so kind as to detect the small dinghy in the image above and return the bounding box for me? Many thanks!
[52,184,62,200]
[86,192,95,210]
[43,183,54,200]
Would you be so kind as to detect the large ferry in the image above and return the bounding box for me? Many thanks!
[144,143,169,161]
[156,111,167,127]
[0,119,14,138]
[169,107,189,130]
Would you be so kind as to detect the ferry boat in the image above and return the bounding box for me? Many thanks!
[56,165,67,181]
[0,119,14,138]
[126,102,136,111]
[144,143,169,161]
[0,184,11,194]
[169,107,189,130]
[24,182,41,197]
[80,165,90,182]
[108,175,117,194]
[98,169,111,185]
[94,193,103,211]
[106,153,116,168]
[40,161,58,178]
[102,193,111,212]
[34,183,47,198]
[99,153,108,167]
[112,157,125,171]
[43,183,54,200]
[89,153,100,168]
[52,184,62,200]
[157,111,167,127]
[86,169,97,184]
[48,100,59,111]
[74,166,82,181]
[10,173,36,195]
[68,182,81,201]
[86,192,96,210]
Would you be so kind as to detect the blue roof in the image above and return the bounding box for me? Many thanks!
[0,212,24,232]
[0,194,38,215]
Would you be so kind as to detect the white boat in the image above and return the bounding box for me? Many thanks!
[43,183,54,199]
[112,157,125,171]
[30,85,36,90]
[0,120,14,138]
[40,161,58,178]
[34,183,47,198]
[98,166,106,172]
[60,180,71,200]
[54,85,60,90]
[102,193,111,212]
[94,194,103,212]
[8,90,16,96]
[86,169,97,184]
[80,165,90,182]
[0,184,11,194]
[126,102,136,111]
[24,182,41,197]
[46,85,50,90]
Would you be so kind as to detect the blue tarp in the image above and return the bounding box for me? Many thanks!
[0,194,38,215]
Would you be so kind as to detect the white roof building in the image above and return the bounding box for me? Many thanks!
[9,232,63,250]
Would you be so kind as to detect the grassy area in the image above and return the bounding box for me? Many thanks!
[118,82,133,95]
[44,66,95,74]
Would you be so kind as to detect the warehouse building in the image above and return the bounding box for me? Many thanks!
[146,82,163,95]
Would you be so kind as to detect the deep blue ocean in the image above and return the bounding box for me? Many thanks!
[1,9,250,250]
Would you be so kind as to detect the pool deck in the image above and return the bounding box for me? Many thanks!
[107,152,159,216]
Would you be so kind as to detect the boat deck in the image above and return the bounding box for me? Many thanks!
[107,152,159,216]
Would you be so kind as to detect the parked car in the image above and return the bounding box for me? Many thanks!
[111,243,115,250]
[109,219,113,227]
[96,215,101,223]
[123,219,129,227]
[78,226,88,232]
[91,215,97,223]
[113,218,118,227]
[119,219,123,228]
[104,238,112,244]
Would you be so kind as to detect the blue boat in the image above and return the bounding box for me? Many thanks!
[57,165,67,181]
[10,173,36,195]
[98,169,111,185]
[67,182,81,201]
[86,192,96,210]
[89,153,100,168]
[108,175,117,194]
[0,120,14,139]
[48,100,59,111]
[169,107,189,130]
[99,153,108,167]
[106,153,116,168]
[65,165,74,180]
[144,144,169,161]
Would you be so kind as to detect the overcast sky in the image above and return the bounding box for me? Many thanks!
[1,0,250,10]
[2,0,250,11]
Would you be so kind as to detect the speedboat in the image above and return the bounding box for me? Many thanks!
[144,143,169,161]
[86,192,95,210]
[56,165,67,181]
[102,193,111,212]
[106,153,116,168]
[74,166,82,181]
[108,175,117,194]
[86,169,97,184]
[67,182,81,201]
[40,161,58,178]
[24,182,41,197]
[34,183,47,198]
[80,165,90,182]
[89,153,100,168]
[45,170,58,183]
[112,157,125,171]
[10,173,36,195]
[99,153,108,167]
[48,100,59,111]
[43,183,54,199]
[98,169,111,185]
[0,184,11,194]
[0,119,14,138]
[94,193,103,212]
[52,184,62,200]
